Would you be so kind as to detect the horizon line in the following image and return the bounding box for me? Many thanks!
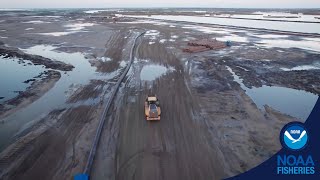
[1,7,320,9]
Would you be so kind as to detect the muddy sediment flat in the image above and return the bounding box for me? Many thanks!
[0,70,61,119]
[0,8,319,180]
[0,46,74,71]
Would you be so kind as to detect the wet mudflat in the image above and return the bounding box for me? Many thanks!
[0,8,319,180]
[226,66,317,120]
[128,15,320,34]
[0,56,46,103]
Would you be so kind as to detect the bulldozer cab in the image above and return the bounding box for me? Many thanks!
[149,103,157,110]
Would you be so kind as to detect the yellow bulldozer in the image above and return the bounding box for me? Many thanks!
[144,95,161,121]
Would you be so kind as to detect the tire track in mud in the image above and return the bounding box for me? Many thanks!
[84,31,146,176]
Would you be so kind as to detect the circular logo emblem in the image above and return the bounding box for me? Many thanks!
[280,122,308,151]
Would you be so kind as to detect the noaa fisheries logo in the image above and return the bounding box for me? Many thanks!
[280,122,308,151]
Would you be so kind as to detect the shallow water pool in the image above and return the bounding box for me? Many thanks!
[0,56,46,103]
[226,66,318,120]
[140,64,173,81]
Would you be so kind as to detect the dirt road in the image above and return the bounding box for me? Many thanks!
[90,21,311,179]
[90,36,227,180]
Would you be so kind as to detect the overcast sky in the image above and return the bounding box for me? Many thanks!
[1,0,320,8]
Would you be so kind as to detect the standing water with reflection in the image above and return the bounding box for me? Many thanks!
[226,66,318,120]
[0,56,46,103]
